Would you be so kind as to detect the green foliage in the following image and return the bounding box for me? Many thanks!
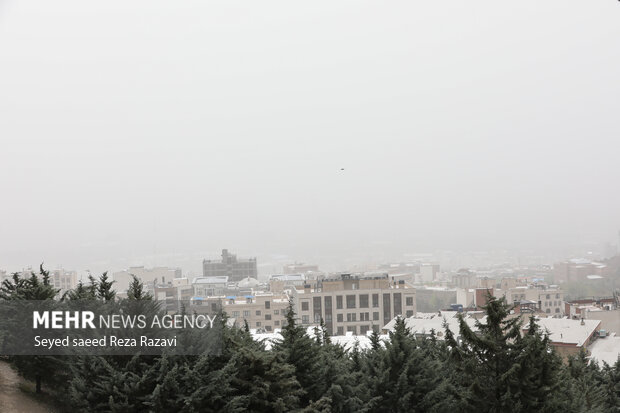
[5,274,620,412]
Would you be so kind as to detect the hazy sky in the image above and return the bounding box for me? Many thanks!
[1,1,619,274]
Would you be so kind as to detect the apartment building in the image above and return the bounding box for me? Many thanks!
[203,249,257,282]
[506,286,564,315]
[293,273,416,336]
[50,268,78,294]
[553,258,608,283]
[190,293,289,333]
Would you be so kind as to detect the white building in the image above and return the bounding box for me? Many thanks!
[192,276,229,297]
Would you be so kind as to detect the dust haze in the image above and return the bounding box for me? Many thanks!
[1,0,619,275]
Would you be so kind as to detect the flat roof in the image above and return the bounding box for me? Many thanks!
[525,317,600,347]
[589,333,620,366]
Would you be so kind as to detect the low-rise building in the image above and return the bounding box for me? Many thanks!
[190,293,289,333]
[523,317,601,359]
[382,311,482,341]
[269,274,306,293]
[192,276,229,297]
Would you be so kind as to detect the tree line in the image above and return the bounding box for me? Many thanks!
[1,266,619,412]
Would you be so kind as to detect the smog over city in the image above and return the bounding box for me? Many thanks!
[1,1,620,412]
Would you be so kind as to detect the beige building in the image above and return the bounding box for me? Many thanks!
[293,273,416,336]
[191,293,290,333]
[112,266,182,293]
[50,268,78,294]
[505,286,564,315]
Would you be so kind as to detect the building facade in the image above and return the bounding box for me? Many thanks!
[50,269,78,295]
[190,293,289,333]
[113,266,182,293]
[202,249,257,282]
[293,273,416,336]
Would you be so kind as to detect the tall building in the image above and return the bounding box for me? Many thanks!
[50,268,78,295]
[202,249,257,282]
[292,273,416,336]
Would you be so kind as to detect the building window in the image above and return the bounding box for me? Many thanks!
[347,313,357,322]
[383,294,391,325]
[337,327,344,335]
[546,309,550,314]
[274,309,279,315]
[359,294,369,308]
[265,314,271,320]
[302,315,309,324]
[406,310,413,317]
[301,301,309,311]
[256,322,261,327]
[360,312,369,321]
[232,311,239,317]
[275,320,280,326]
[373,312,379,321]
[243,310,250,317]
[336,295,343,309]
[360,325,370,335]
[265,325,272,331]
[556,294,560,299]
[555,308,560,313]
[337,314,343,322]
[406,297,414,306]
[372,294,379,308]
[346,295,356,309]
[256,310,261,316]
[393,293,402,317]
[346,326,357,335]
[546,294,550,299]
[265,301,271,309]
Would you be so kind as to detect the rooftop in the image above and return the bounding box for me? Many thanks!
[525,317,601,347]
[383,311,482,339]
[192,276,229,285]
[588,332,620,366]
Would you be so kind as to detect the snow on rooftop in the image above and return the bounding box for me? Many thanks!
[527,317,601,347]
[383,312,482,339]
[251,327,389,351]
[589,333,620,366]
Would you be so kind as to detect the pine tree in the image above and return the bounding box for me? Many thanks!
[273,301,322,405]
[97,271,116,301]
[601,359,620,411]
[1,266,61,393]
[445,295,562,413]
